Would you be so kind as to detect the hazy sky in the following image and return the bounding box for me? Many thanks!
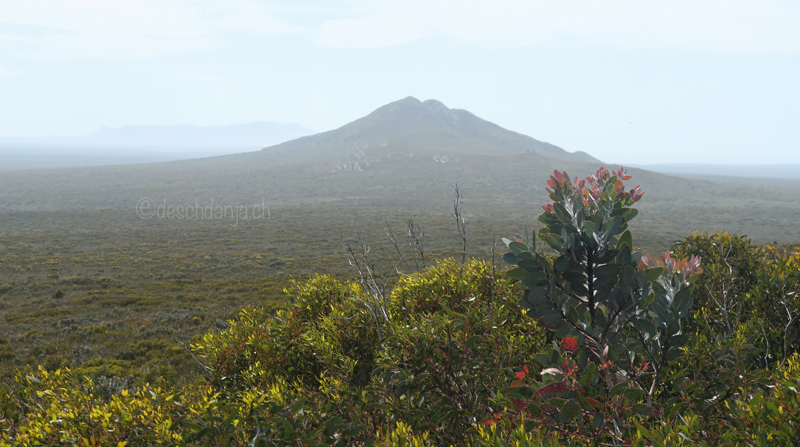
[1,0,798,165]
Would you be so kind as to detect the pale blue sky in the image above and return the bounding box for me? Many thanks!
[1,0,798,164]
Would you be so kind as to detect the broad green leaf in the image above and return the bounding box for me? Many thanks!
[645,267,664,282]
[672,288,693,317]
[610,383,627,397]
[633,403,653,417]
[542,309,563,325]
[290,398,306,414]
[545,234,564,251]
[623,388,647,400]
[555,319,572,337]
[527,286,548,305]
[669,334,689,348]
[632,319,656,337]
[618,229,633,250]
[558,399,582,423]
[535,353,551,367]
[506,267,529,281]
[622,265,636,287]
[503,252,520,265]
[522,271,548,287]
[518,259,539,271]
[595,263,622,277]
[508,241,528,256]
[554,256,571,272]
[584,220,596,238]
[526,403,543,417]
[593,412,605,430]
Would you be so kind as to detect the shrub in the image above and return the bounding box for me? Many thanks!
[375,260,546,445]
[499,168,701,444]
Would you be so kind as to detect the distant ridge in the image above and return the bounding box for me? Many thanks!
[261,97,599,163]
[0,121,314,150]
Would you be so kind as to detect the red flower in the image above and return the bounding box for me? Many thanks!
[629,185,645,202]
[516,370,525,380]
[562,337,578,351]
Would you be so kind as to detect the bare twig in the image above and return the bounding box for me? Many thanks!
[405,217,425,271]
[342,235,398,339]
[175,338,211,379]
[759,321,770,369]
[385,219,413,272]
[452,184,468,268]
[490,237,497,328]
[781,296,795,368]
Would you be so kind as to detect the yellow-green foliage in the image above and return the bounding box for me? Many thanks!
[374,420,567,447]
[673,232,800,358]
[374,421,433,447]
[0,366,182,446]
[390,258,515,318]
[193,275,379,392]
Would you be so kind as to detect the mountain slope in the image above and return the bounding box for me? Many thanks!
[260,97,599,163]
[0,122,313,150]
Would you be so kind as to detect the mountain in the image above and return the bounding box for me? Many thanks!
[84,122,313,149]
[260,97,599,163]
[0,121,315,169]
[630,163,800,180]
[0,122,314,150]
[2,96,800,247]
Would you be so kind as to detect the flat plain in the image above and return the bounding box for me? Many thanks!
[2,150,800,382]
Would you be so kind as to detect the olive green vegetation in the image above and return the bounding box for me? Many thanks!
[1,167,799,445]
[0,203,537,384]
[2,151,800,389]
[1,241,799,445]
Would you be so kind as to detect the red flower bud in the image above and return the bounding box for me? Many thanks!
[562,337,578,351]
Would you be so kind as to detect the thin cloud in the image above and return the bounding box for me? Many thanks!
[0,0,297,58]
[0,32,37,43]
[316,0,800,54]
[0,68,21,76]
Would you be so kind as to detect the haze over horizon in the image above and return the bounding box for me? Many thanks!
[1,1,798,165]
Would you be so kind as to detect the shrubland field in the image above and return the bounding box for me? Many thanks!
[2,152,800,384]
[0,162,798,446]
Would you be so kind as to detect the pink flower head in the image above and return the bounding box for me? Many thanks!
[614,179,625,195]
[639,250,663,269]
[629,185,645,202]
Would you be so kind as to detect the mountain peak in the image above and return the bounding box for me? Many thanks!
[261,97,600,164]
